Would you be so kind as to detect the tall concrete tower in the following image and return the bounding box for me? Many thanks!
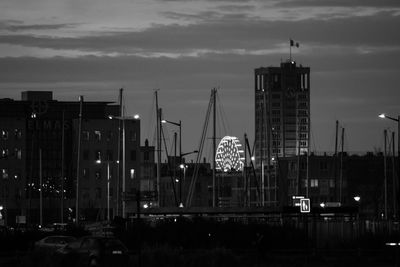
[254,60,310,168]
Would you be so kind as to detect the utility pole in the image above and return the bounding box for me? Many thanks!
[39,148,43,227]
[212,88,216,208]
[339,127,344,203]
[392,131,397,219]
[384,129,388,220]
[155,91,161,207]
[61,110,65,223]
[75,96,83,225]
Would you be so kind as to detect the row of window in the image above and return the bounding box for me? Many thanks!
[1,148,22,159]
[1,129,23,140]
[82,130,137,142]
[82,168,136,180]
[83,150,137,161]
[1,169,21,179]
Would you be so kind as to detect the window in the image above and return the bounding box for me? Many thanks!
[272,94,281,99]
[95,151,101,162]
[14,129,22,139]
[95,188,102,199]
[130,131,136,142]
[272,110,280,115]
[1,149,8,159]
[109,187,113,197]
[310,179,318,187]
[144,151,149,161]
[1,130,8,140]
[329,179,335,188]
[83,150,89,160]
[130,150,136,161]
[272,102,280,108]
[83,168,90,179]
[82,188,90,199]
[298,110,308,116]
[95,170,101,180]
[272,118,280,123]
[2,169,8,179]
[320,161,328,171]
[130,169,135,179]
[14,148,22,159]
[107,131,113,142]
[94,131,101,141]
[82,131,90,141]
[106,150,113,161]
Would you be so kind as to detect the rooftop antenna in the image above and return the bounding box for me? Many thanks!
[289,39,299,61]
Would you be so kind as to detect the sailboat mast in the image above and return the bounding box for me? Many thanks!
[212,88,216,208]
[155,91,161,207]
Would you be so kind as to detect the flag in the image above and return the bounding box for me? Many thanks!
[290,39,300,48]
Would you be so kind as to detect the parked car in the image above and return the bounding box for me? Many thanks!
[34,235,77,254]
[54,236,130,267]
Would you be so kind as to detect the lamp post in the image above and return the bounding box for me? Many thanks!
[379,113,400,220]
[161,119,199,207]
[96,159,117,221]
[109,114,140,218]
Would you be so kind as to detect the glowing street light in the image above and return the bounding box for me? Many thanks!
[378,112,400,220]
[108,114,140,218]
[354,196,361,202]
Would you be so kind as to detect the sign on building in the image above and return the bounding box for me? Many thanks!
[300,198,311,213]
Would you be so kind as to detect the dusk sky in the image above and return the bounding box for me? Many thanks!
[1,0,400,160]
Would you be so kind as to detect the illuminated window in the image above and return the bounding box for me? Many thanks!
[130,169,135,179]
[329,179,335,188]
[94,131,101,141]
[130,131,136,142]
[1,149,8,159]
[14,173,20,180]
[83,168,89,179]
[95,170,101,180]
[14,148,22,159]
[1,130,8,140]
[95,151,101,161]
[1,169,8,179]
[310,179,318,188]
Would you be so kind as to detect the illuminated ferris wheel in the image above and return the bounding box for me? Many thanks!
[215,136,245,172]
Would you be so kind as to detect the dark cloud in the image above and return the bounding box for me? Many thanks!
[0,11,399,54]
[0,20,78,32]
[275,0,400,7]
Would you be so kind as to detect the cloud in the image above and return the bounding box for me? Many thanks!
[1,9,399,58]
[275,0,400,8]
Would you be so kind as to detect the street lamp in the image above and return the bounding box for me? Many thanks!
[162,118,200,207]
[108,114,140,218]
[379,113,400,220]
[96,160,116,221]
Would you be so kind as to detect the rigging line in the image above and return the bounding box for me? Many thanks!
[187,92,213,207]
[146,93,156,145]
[216,91,231,136]
[161,124,179,206]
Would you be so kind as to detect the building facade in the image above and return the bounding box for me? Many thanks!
[254,61,310,166]
[0,91,141,226]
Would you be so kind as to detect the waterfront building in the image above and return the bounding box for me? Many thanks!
[0,91,140,225]
[254,61,310,165]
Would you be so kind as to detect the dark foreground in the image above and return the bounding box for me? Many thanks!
[0,218,399,267]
